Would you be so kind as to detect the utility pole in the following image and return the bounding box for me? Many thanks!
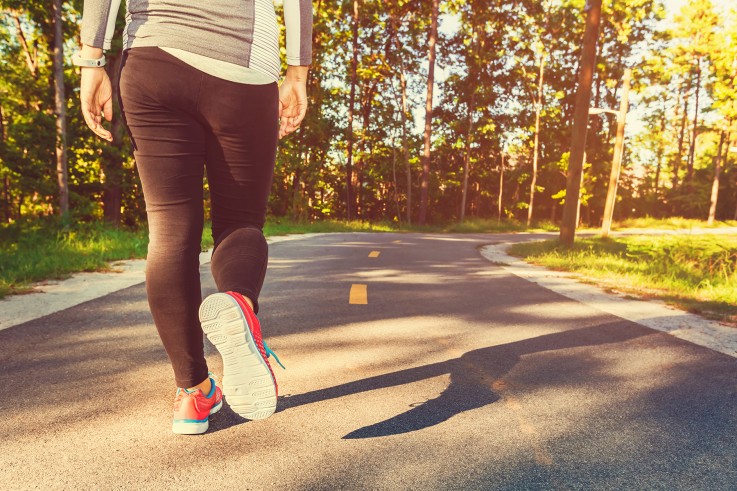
[559,0,602,247]
[600,68,631,238]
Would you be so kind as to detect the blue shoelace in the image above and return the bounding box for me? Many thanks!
[263,340,286,370]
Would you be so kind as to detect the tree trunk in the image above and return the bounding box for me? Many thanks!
[527,55,545,227]
[601,68,631,238]
[559,0,602,247]
[0,103,8,223]
[389,17,412,225]
[653,98,666,195]
[460,10,477,224]
[391,135,401,222]
[673,81,690,190]
[686,59,702,182]
[355,82,376,218]
[52,0,69,217]
[418,0,439,225]
[400,68,411,224]
[707,129,726,225]
[497,154,505,224]
[460,90,475,223]
[345,0,359,220]
[12,13,39,78]
[576,158,585,227]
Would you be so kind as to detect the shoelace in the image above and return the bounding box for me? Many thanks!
[263,340,286,370]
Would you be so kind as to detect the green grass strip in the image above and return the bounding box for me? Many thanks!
[612,217,737,230]
[508,235,737,322]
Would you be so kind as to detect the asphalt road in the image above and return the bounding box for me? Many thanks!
[1,233,736,490]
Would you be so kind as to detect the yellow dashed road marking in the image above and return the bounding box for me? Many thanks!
[349,284,368,304]
[392,240,402,243]
[368,251,381,258]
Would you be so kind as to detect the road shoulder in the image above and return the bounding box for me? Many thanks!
[0,233,323,332]
[481,243,737,359]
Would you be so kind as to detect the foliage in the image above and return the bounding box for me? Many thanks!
[0,0,735,230]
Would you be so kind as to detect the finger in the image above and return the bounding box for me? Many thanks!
[285,117,300,136]
[83,106,113,142]
[291,106,306,129]
[279,116,289,139]
[103,97,113,122]
[82,105,99,132]
[97,125,113,141]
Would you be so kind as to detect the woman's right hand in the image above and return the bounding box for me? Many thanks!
[278,65,309,139]
[80,51,114,142]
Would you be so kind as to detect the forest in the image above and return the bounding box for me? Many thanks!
[0,0,736,228]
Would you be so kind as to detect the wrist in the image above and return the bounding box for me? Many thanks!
[75,45,106,68]
[80,44,104,59]
[285,65,309,82]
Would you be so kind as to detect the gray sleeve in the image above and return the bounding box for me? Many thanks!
[81,0,122,50]
[283,0,313,65]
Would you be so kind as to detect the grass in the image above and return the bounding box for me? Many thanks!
[612,217,737,230]
[508,235,737,323]
[263,218,396,235]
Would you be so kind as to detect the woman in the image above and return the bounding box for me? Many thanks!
[77,0,312,434]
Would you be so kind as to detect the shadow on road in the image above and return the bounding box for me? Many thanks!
[258,321,650,438]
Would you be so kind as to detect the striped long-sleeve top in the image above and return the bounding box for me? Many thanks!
[81,0,312,81]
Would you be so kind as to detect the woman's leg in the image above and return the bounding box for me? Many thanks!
[118,47,209,389]
[193,75,281,420]
[199,78,280,310]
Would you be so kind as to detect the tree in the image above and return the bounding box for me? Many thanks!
[344,0,359,220]
[51,0,68,216]
[560,0,602,247]
[418,0,438,225]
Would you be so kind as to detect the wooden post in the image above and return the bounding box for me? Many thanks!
[601,68,631,237]
[559,0,602,247]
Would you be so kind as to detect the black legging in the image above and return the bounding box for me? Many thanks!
[119,47,278,388]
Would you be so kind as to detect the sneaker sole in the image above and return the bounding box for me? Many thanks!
[199,293,277,420]
[171,400,222,435]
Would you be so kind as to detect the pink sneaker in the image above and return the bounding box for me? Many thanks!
[171,375,223,435]
[199,292,284,420]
